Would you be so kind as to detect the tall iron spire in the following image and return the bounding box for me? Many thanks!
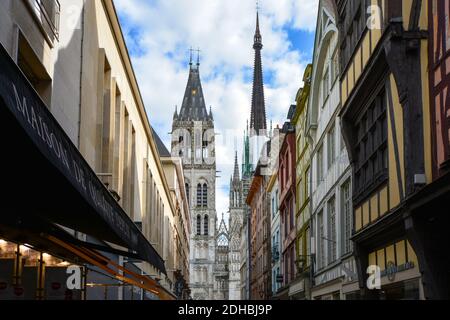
[250,8,267,135]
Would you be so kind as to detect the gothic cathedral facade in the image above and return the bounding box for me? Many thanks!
[171,57,217,300]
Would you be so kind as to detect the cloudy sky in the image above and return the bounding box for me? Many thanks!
[114,0,319,223]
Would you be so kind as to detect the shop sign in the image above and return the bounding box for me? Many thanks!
[288,279,305,296]
[0,45,166,275]
[381,261,415,282]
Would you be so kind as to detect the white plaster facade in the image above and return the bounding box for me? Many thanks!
[307,0,356,300]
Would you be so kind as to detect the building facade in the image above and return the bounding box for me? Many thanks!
[247,145,272,300]
[290,64,313,300]
[308,0,357,300]
[0,0,179,300]
[268,169,281,297]
[228,153,244,300]
[278,113,297,300]
[336,0,436,299]
[214,214,229,300]
[171,54,217,300]
[158,136,191,299]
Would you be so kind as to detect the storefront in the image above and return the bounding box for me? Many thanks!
[288,277,308,300]
[0,44,171,300]
[365,239,423,300]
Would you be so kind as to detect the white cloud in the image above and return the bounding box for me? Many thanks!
[113,0,317,224]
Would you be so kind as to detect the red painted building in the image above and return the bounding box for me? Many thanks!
[430,0,450,176]
[247,151,271,300]
[278,116,296,298]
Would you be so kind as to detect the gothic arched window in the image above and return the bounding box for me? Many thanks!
[197,184,202,207]
[185,183,190,206]
[196,215,201,235]
[196,183,208,207]
[204,215,209,236]
[202,183,208,207]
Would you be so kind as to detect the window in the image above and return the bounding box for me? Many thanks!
[342,181,353,254]
[290,246,295,280]
[317,145,324,184]
[328,125,336,169]
[17,32,52,106]
[306,227,311,267]
[196,184,203,207]
[289,199,294,231]
[275,190,279,211]
[298,235,304,263]
[271,196,274,218]
[318,210,325,269]
[322,67,330,105]
[98,54,112,186]
[340,130,346,152]
[122,110,130,211]
[305,167,310,200]
[353,89,388,199]
[284,208,288,239]
[202,183,208,207]
[129,128,136,220]
[185,183,190,206]
[328,197,337,263]
[339,0,369,70]
[331,51,339,83]
[27,0,61,42]
[204,215,209,236]
[284,253,289,286]
[196,215,201,235]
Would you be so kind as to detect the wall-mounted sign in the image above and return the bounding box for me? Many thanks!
[381,261,415,282]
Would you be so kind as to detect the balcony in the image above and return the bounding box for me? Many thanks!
[26,0,61,44]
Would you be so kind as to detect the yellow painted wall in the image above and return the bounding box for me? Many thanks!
[363,201,370,227]
[369,240,419,271]
[370,195,379,221]
[355,48,362,81]
[403,0,413,30]
[396,241,406,265]
[388,75,405,209]
[355,207,362,232]
[380,186,388,216]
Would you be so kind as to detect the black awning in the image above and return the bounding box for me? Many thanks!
[0,44,166,275]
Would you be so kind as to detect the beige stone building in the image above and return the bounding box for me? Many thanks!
[0,0,188,300]
[156,131,191,299]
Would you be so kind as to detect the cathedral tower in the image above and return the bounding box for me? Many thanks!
[228,151,245,300]
[171,51,216,300]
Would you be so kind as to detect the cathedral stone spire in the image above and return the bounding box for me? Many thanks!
[250,10,267,135]
[178,49,209,121]
[233,151,240,182]
[242,123,252,178]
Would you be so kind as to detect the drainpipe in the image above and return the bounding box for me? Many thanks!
[77,0,85,150]
[75,0,86,241]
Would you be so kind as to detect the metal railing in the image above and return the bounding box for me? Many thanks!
[27,0,61,42]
